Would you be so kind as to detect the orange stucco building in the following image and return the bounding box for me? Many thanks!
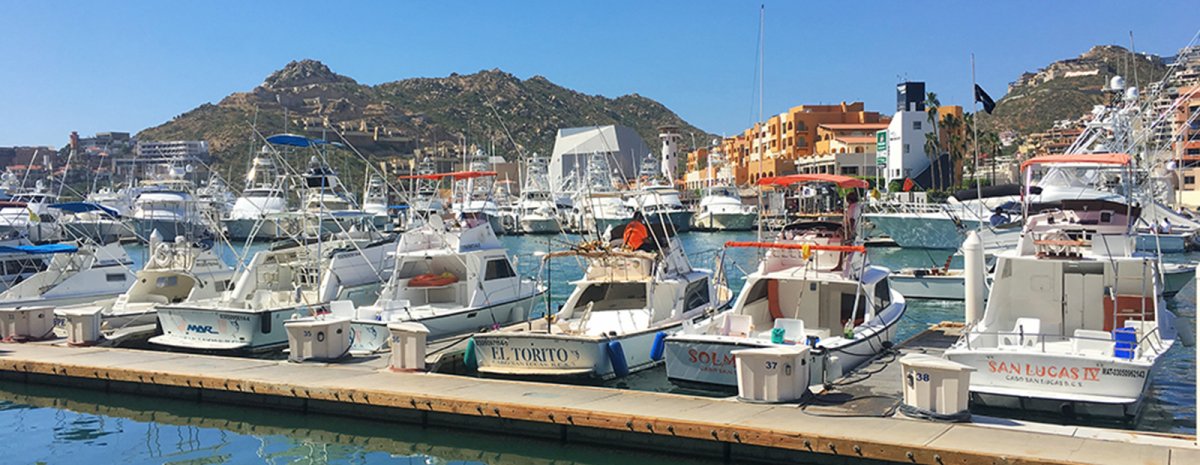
[683,102,888,189]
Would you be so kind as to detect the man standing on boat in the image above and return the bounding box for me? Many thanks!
[622,211,653,252]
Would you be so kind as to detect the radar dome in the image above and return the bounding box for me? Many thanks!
[1109,76,1126,91]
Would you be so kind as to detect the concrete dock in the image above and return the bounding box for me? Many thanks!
[0,340,1196,465]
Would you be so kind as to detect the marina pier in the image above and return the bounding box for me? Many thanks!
[1,338,1194,465]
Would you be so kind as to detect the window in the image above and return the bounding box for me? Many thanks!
[484,259,516,280]
[574,283,647,311]
[155,276,178,288]
[683,278,710,311]
[912,121,922,130]
[904,144,910,154]
[1188,149,1200,156]
[107,273,126,282]
[842,166,859,175]
[875,279,891,308]
[1186,176,1196,185]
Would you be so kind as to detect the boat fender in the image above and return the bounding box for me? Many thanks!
[649,331,667,361]
[606,340,630,377]
[464,337,478,372]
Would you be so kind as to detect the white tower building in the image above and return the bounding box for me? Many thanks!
[659,126,682,183]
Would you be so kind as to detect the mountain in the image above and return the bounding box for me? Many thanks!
[982,45,1169,135]
[138,60,711,165]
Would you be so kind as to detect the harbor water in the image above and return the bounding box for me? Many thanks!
[0,230,1195,464]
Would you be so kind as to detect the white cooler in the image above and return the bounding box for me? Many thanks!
[732,345,811,403]
[284,317,352,362]
[900,353,975,417]
[0,307,56,341]
[56,306,104,346]
[388,322,430,371]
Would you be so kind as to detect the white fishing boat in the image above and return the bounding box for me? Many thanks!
[53,202,126,244]
[323,214,544,353]
[0,238,50,292]
[890,261,1193,300]
[362,174,392,230]
[472,216,728,381]
[0,184,64,243]
[0,241,135,309]
[692,186,756,231]
[665,174,905,389]
[224,148,290,240]
[451,151,508,235]
[944,154,1177,420]
[515,156,561,234]
[150,232,397,353]
[56,231,235,334]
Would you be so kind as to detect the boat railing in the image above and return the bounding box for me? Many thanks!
[963,328,1148,359]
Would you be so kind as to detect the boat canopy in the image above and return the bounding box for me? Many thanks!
[0,243,79,254]
[1019,153,1131,171]
[266,134,329,147]
[757,173,868,189]
[49,202,120,217]
[398,171,497,181]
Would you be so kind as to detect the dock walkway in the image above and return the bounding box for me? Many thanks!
[0,338,1195,464]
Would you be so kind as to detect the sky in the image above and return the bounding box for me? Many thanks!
[1,0,1197,146]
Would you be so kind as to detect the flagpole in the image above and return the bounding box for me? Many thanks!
[971,53,982,221]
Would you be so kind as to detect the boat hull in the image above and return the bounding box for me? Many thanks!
[519,217,560,234]
[133,218,201,243]
[223,217,290,241]
[890,274,966,300]
[348,292,544,353]
[1163,264,1194,297]
[1135,232,1189,254]
[944,349,1157,420]
[473,324,676,381]
[692,211,756,231]
[644,211,693,233]
[151,305,315,352]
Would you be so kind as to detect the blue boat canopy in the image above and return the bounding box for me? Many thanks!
[49,202,120,217]
[0,243,79,255]
[388,205,408,210]
[266,134,328,148]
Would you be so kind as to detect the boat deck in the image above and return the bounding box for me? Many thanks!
[0,329,1195,465]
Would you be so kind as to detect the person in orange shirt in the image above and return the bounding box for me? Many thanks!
[622,211,651,251]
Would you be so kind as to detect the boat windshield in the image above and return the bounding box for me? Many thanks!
[571,282,647,312]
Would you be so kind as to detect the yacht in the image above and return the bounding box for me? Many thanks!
[472,213,728,381]
[0,241,135,309]
[131,174,206,243]
[150,231,397,353]
[56,231,234,335]
[692,186,756,231]
[944,154,1177,420]
[0,238,50,292]
[664,174,905,389]
[327,215,545,353]
[224,149,290,241]
[53,201,126,244]
[300,155,371,236]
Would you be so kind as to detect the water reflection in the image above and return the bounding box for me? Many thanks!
[0,380,718,465]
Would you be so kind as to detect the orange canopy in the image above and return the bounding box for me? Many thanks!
[757,173,868,189]
[1020,153,1131,171]
[398,170,497,181]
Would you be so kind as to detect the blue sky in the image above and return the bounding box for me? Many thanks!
[2,0,1197,146]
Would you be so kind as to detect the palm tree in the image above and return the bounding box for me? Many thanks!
[923,132,939,190]
[941,114,964,188]
[925,92,942,190]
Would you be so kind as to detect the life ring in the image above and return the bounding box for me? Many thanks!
[409,272,458,287]
[152,243,173,268]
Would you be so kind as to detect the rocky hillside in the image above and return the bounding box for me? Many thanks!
[139,60,710,164]
[982,45,1168,135]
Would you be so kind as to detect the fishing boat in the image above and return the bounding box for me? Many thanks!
[627,182,693,233]
[692,186,756,231]
[150,231,396,353]
[362,174,392,230]
[944,154,1177,420]
[53,202,126,244]
[0,183,64,243]
[223,148,290,241]
[325,211,545,353]
[664,174,906,390]
[451,150,508,235]
[472,212,728,381]
[889,261,1193,300]
[0,241,135,309]
[56,231,234,335]
[515,156,561,234]
[0,238,50,292]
